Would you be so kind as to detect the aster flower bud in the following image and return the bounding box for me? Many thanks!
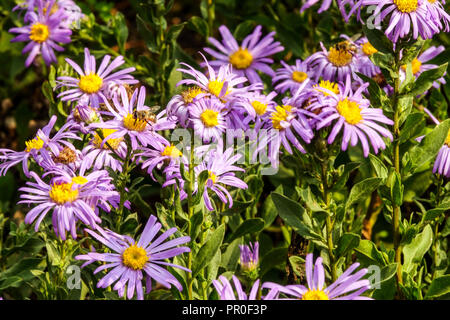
[74,103,100,124]
[239,242,259,273]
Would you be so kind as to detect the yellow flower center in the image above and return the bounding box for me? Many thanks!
[72,176,88,185]
[445,130,450,147]
[161,145,182,158]
[292,71,308,83]
[271,105,292,130]
[208,171,217,184]
[123,113,147,132]
[229,48,253,69]
[29,23,49,43]
[200,109,219,128]
[208,80,229,98]
[122,245,149,270]
[394,0,418,12]
[313,80,340,96]
[337,98,363,125]
[251,101,268,116]
[182,86,205,104]
[302,289,329,300]
[327,46,353,67]
[78,73,103,94]
[25,136,44,152]
[401,58,422,75]
[428,0,436,3]
[362,42,378,56]
[92,129,123,149]
[49,182,79,204]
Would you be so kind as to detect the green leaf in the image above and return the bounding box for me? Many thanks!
[220,238,242,271]
[192,224,225,277]
[354,240,387,267]
[336,233,360,257]
[221,200,253,216]
[425,275,450,299]
[362,26,393,54]
[189,211,203,241]
[368,154,388,181]
[403,224,433,274]
[372,263,398,300]
[399,38,424,65]
[399,112,425,144]
[233,21,255,41]
[271,192,314,239]
[390,172,403,207]
[356,72,390,109]
[332,162,361,191]
[345,178,382,211]
[407,119,450,172]
[188,16,209,38]
[408,63,448,97]
[288,256,305,278]
[228,218,265,242]
[260,247,288,276]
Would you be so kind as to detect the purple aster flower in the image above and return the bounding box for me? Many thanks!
[75,215,191,300]
[0,115,79,177]
[256,84,315,167]
[45,161,123,214]
[349,0,440,42]
[235,91,278,129]
[273,59,316,95]
[139,137,188,181]
[177,54,262,104]
[424,0,450,32]
[188,97,227,143]
[56,48,138,108]
[204,25,284,84]
[305,41,358,83]
[213,275,281,300]
[194,147,248,211]
[239,242,259,272]
[81,128,127,173]
[433,131,450,177]
[18,171,111,240]
[166,86,206,127]
[9,0,72,67]
[400,45,446,89]
[314,76,394,157]
[275,253,372,300]
[90,86,173,150]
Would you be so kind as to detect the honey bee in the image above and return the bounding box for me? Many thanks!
[132,105,160,125]
[334,40,358,55]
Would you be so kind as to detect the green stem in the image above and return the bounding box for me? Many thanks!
[116,143,133,231]
[186,135,195,300]
[432,175,444,280]
[320,158,337,281]
[207,0,215,38]
[392,48,403,288]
